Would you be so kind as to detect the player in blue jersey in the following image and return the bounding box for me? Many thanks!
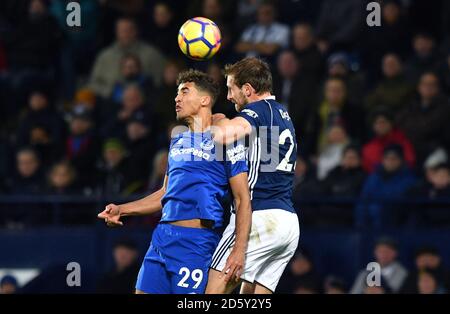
[97,70,252,294]
[206,57,300,294]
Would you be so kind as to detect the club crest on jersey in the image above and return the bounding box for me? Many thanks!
[200,138,214,151]
[241,109,258,118]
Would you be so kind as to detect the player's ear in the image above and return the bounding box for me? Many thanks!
[242,83,253,97]
[200,95,211,107]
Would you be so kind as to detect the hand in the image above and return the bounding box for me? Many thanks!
[98,203,123,227]
[220,247,245,283]
[212,113,226,125]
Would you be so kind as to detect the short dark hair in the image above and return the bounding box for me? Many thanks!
[177,69,220,104]
[224,57,273,94]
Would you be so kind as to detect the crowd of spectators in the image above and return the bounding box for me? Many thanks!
[0,1,450,229]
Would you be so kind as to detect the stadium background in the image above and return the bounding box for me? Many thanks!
[0,0,450,294]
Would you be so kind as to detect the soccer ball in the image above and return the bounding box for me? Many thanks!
[178,17,222,60]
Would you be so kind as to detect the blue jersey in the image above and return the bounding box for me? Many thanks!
[161,130,248,228]
[236,97,297,213]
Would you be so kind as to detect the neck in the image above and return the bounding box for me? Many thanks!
[186,109,212,132]
[248,92,273,103]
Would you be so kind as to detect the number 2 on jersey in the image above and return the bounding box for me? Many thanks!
[276,129,295,172]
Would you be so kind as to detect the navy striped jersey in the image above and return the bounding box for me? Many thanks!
[161,130,248,228]
[236,97,297,213]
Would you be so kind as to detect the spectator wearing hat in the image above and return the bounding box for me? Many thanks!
[65,107,100,187]
[401,246,450,293]
[96,238,141,294]
[326,52,366,106]
[355,144,417,229]
[0,275,19,294]
[277,249,322,294]
[362,109,416,173]
[351,237,408,294]
[364,53,414,116]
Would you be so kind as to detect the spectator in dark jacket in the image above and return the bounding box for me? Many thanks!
[96,238,141,294]
[277,250,322,294]
[355,144,417,229]
[405,33,440,84]
[362,109,416,173]
[65,108,99,187]
[16,89,66,150]
[397,72,450,165]
[6,147,44,195]
[321,144,366,198]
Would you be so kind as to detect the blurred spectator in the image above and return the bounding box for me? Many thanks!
[292,154,321,198]
[110,54,154,105]
[49,0,99,99]
[96,138,139,196]
[65,108,99,187]
[360,0,411,80]
[154,60,186,130]
[234,0,263,32]
[317,125,350,180]
[147,150,169,193]
[207,62,235,118]
[273,50,319,140]
[315,0,363,54]
[6,147,44,195]
[124,112,155,191]
[3,0,62,114]
[308,77,364,156]
[323,276,347,294]
[235,1,289,61]
[0,275,18,294]
[290,23,324,83]
[277,250,322,294]
[45,161,79,195]
[27,124,64,170]
[89,17,165,98]
[405,33,440,84]
[407,162,450,226]
[417,269,447,294]
[16,89,66,152]
[327,52,365,106]
[144,2,178,57]
[102,84,151,139]
[362,109,416,173]
[355,145,417,229]
[397,72,450,165]
[96,238,141,294]
[400,246,450,294]
[321,144,366,198]
[351,237,408,294]
[436,49,450,96]
[365,53,414,116]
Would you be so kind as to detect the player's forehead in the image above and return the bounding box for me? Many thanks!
[226,75,236,88]
[177,81,197,93]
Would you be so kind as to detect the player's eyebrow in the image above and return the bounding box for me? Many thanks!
[179,86,189,93]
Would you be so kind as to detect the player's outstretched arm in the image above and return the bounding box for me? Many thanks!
[222,172,252,283]
[212,115,252,145]
[97,175,168,226]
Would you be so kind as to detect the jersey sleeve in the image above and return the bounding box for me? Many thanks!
[236,104,261,128]
[224,142,248,178]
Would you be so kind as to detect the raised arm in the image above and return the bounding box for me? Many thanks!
[212,116,252,146]
[221,172,252,282]
[98,175,168,226]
